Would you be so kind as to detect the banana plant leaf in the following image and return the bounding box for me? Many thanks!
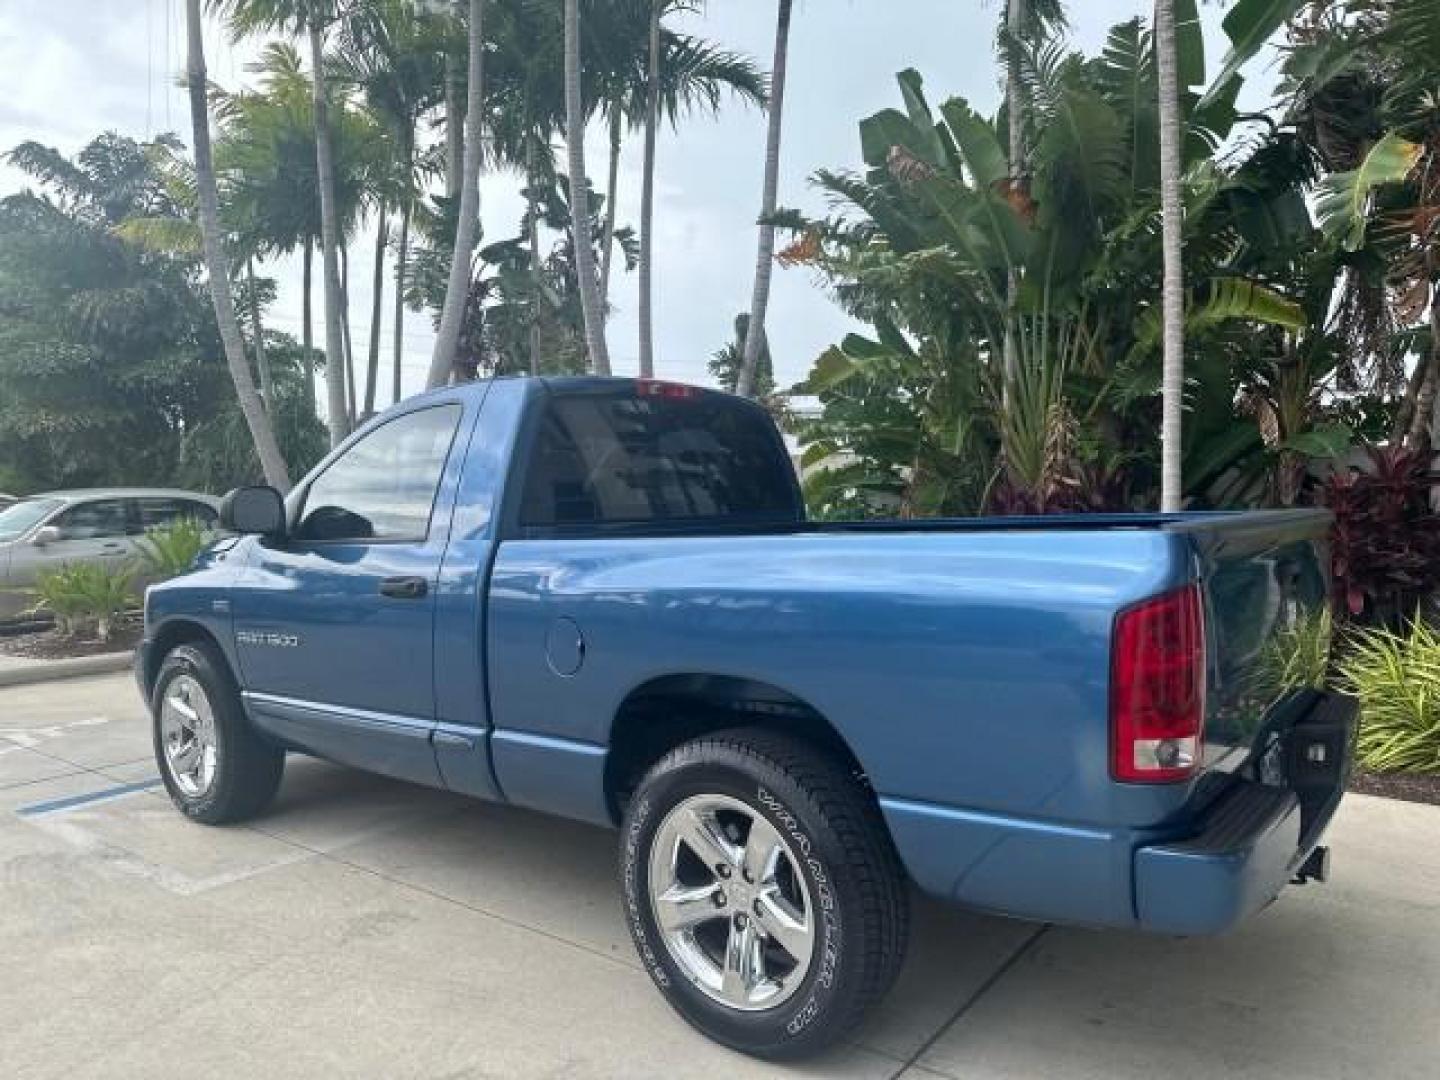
[1202,0,1308,107]
[1132,278,1306,356]
[1316,133,1425,252]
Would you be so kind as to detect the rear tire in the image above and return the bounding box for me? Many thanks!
[620,729,908,1060]
[152,642,283,824]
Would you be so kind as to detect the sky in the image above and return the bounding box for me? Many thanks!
[0,0,1280,410]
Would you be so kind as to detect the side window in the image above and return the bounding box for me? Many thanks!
[51,499,130,541]
[134,498,217,533]
[297,405,463,543]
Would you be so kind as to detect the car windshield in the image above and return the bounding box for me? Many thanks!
[0,498,63,542]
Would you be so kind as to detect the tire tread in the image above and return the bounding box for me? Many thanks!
[153,641,283,825]
[629,727,909,1058]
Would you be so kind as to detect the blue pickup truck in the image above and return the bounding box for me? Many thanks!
[136,377,1355,1059]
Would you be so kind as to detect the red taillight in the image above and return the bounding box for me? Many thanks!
[1110,584,1206,783]
[636,379,699,400]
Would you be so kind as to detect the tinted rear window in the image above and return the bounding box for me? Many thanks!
[520,394,799,529]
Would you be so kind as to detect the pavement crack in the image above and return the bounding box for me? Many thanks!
[887,923,1049,1080]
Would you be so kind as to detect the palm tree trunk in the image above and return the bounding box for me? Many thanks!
[1156,0,1185,511]
[309,20,349,448]
[600,107,622,304]
[341,243,357,424]
[445,0,465,202]
[1407,353,1438,450]
[364,209,387,419]
[637,0,661,379]
[1003,0,1024,402]
[302,236,315,408]
[245,259,275,410]
[428,0,486,389]
[184,0,290,492]
[564,0,612,375]
[524,123,544,377]
[737,0,793,398]
[1391,347,1429,442]
[528,137,543,378]
[1408,307,1439,451]
[393,194,412,404]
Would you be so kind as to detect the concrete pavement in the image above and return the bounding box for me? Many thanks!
[1,672,1436,1079]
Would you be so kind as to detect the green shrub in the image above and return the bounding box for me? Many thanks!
[1249,607,1333,707]
[134,517,211,579]
[31,563,138,642]
[1339,617,1440,773]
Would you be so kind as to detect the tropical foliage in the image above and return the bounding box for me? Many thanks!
[0,134,326,494]
[2,1,1438,625]
[1321,445,1440,623]
[31,562,138,642]
[1248,607,1334,709]
[782,10,1360,518]
[1,0,770,494]
[1341,616,1440,773]
[134,517,216,579]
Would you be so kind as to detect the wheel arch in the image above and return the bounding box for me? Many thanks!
[142,618,230,702]
[604,672,871,823]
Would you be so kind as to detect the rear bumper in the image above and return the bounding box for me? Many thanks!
[1133,690,1357,935]
[882,690,1357,935]
[1133,781,1303,934]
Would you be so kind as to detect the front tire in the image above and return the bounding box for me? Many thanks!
[620,730,908,1060]
[152,642,284,824]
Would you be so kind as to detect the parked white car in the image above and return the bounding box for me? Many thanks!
[0,488,220,623]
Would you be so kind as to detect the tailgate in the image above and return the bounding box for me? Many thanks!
[1183,509,1334,772]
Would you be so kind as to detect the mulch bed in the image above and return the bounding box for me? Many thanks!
[0,621,140,661]
[1349,769,1440,808]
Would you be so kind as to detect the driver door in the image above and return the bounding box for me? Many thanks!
[233,403,465,787]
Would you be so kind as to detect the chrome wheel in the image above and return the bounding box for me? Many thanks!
[159,674,217,798]
[648,794,815,1012]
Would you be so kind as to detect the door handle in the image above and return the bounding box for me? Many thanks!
[379,575,428,600]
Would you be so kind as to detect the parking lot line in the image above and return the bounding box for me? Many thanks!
[16,777,163,817]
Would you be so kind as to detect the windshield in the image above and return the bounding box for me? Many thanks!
[0,498,63,542]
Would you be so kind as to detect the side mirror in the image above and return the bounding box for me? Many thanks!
[219,486,287,538]
[31,525,62,547]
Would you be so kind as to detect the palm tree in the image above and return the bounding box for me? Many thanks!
[994,2,1067,401]
[215,42,374,415]
[637,0,662,377]
[564,0,611,375]
[427,0,486,389]
[486,0,565,376]
[243,259,277,406]
[445,1,465,201]
[333,0,446,405]
[736,0,793,398]
[310,15,349,444]
[624,1,766,377]
[220,0,351,446]
[1004,0,1024,397]
[185,0,291,491]
[1156,0,1184,510]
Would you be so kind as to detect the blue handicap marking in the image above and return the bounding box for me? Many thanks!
[17,777,163,817]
